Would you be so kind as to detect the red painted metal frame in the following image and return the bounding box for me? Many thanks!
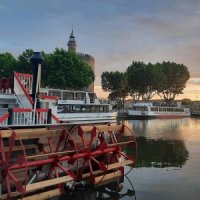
[0,113,9,123]
[14,72,33,78]
[0,128,28,199]
[0,124,138,198]
[51,113,60,123]
[14,72,34,105]
[40,95,59,100]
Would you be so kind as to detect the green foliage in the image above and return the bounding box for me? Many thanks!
[127,61,160,100]
[16,49,34,74]
[17,49,49,80]
[0,52,17,78]
[103,61,190,103]
[44,48,95,90]
[157,62,190,102]
[0,48,94,90]
[101,71,128,108]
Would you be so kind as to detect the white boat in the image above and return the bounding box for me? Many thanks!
[128,101,190,118]
[0,72,117,127]
[39,88,117,123]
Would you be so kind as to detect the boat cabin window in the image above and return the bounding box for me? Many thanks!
[133,106,148,111]
[88,93,97,103]
[40,92,48,96]
[151,107,159,111]
[57,104,109,113]
[48,90,61,99]
[63,92,74,100]
[75,92,86,100]
[159,107,166,112]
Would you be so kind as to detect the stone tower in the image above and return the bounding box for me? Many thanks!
[67,30,77,52]
[67,30,95,92]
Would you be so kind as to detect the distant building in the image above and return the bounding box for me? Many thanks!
[67,30,95,92]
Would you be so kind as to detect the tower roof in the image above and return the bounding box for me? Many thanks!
[70,29,75,38]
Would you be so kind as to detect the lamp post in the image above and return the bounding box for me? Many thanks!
[30,52,44,124]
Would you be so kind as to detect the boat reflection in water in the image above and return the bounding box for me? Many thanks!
[129,136,189,168]
[58,176,136,200]
[123,118,189,168]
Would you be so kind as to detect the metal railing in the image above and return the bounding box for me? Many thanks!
[14,72,33,109]
[0,108,52,126]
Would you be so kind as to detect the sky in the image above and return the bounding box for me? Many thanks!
[0,0,200,100]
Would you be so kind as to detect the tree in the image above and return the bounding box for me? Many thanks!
[0,52,17,78]
[141,63,163,100]
[44,48,94,90]
[126,61,145,101]
[16,49,34,74]
[157,62,190,103]
[126,61,159,101]
[101,71,128,108]
[17,49,49,80]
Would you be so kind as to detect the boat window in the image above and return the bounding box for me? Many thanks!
[133,106,148,111]
[57,104,70,113]
[40,92,48,96]
[151,107,159,111]
[159,107,166,112]
[90,106,98,112]
[63,92,74,100]
[88,93,97,98]
[88,93,97,103]
[57,104,109,113]
[75,92,86,100]
[48,90,61,99]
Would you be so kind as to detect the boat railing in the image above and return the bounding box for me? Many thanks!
[0,108,52,126]
[13,72,33,109]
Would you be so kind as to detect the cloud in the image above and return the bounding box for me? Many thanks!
[1,0,200,99]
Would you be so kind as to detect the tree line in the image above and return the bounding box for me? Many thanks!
[0,48,94,90]
[101,61,190,107]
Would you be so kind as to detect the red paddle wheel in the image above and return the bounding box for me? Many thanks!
[0,123,137,200]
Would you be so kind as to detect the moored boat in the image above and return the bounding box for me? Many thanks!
[0,72,117,127]
[128,101,190,118]
[40,88,117,123]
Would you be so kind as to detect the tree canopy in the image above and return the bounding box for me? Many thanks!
[0,52,17,78]
[101,71,128,108]
[126,61,162,100]
[44,48,94,90]
[157,62,190,102]
[0,48,95,90]
[17,49,34,74]
[102,61,190,103]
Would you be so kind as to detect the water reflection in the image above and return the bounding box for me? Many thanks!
[121,119,189,168]
[134,137,189,168]
[122,118,190,139]
[58,176,136,200]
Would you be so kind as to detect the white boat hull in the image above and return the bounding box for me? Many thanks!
[128,110,190,118]
[54,111,117,123]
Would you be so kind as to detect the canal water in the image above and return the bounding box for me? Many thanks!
[60,118,200,200]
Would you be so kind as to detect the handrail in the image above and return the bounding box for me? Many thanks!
[14,72,34,105]
[13,72,33,77]
[0,108,57,126]
[11,108,50,125]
